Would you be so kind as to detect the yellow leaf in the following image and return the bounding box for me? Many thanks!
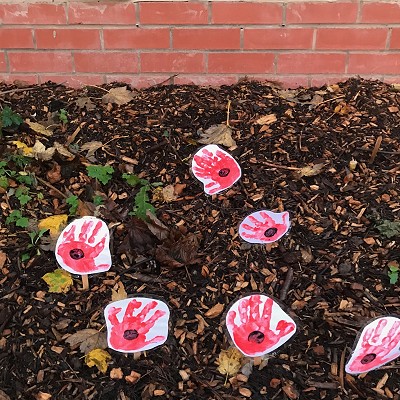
[42,269,73,293]
[217,347,243,377]
[111,281,128,302]
[85,348,112,373]
[12,141,34,156]
[38,214,68,237]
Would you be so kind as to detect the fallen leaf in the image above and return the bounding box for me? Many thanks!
[102,86,136,105]
[198,124,236,147]
[46,163,62,183]
[294,163,325,179]
[282,380,299,399]
[35,392,52,400]
[38,214,68,237]
[145,212,170,241]
[238,388,252,398]
[66,328,108,354]
[111,281,128,301]
[0,389,11,400]
[85,348,111,373]
[53,142,75,158]
[42,269,73,293]
[12,140,33,156]
[256,114,277,125]
[80,141,103,158]
[161,184,177,202]
[125,370,141,384]
[76,96,95,111]
[110,367,124,380]
[31,141,55,161]
[334,102,351,115]
[205,303,224,318]
[217,347,243,377]
[26,121,53,137]
[0,251,6,269]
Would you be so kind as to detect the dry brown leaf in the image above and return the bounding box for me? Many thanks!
[294,163,325,179]
[76,96,95,111]
[65,329,107,354]
[0,389,11,400]
[0,251,6,269]
[174,183,186,196]
[198,124,236,147]
[162,185,178,202]
[26,121,53,137]
[31,141,55,161]
[217,347,243,377]
[256,114,277,125]
[204,303,224,318]
[111,281,128,302]
[46,163,62,183]
[110,367,124,380]
[53,142,75,158]
[102,86,136,105]
[80,141,103,158]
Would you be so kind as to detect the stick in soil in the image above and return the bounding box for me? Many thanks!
[82,275,89,291]
[280,267,294,301]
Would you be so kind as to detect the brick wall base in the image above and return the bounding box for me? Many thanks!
[1,1,400,88]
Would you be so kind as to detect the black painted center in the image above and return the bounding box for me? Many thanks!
[361,353,376,364]
[69,248,84,260]
[264,227,278,238]
[248,330,265,344]
[123,329,139,340]
[218,168,230,177]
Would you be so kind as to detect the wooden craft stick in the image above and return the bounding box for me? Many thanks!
[82,275,89,291]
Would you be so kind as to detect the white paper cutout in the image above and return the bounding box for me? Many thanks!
[225,294,296,357]
[191,144,241,195]
[55,216,111,275]
[345,316,400,374]
[104,297,170,353]
[239,210,290,244]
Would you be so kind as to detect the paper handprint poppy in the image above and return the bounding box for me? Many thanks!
[225,294,296,357]
[55,216,111,275]
[345,316,400,374]
[104,297,170,353]
[239,210,290,244]
[191,144,241,195]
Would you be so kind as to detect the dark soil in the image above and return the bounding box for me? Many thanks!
[0,77,399,400]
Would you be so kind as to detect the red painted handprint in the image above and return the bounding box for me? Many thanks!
[55,217,111,274]
[105,298,169,353]
[345,317,400,374]
[191,144,241,195]
[226,294,296,357]
[239,210,290,244]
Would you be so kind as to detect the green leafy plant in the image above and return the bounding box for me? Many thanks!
[21,228,48,261]
[93,195,104,206]
[122,173,148,187]
[16,173,35,186]
[377,220,400,239]
[0,161,8,188]
[66,195,79,215]
[1,106,23,135]
[15,186,32,206]
[58,109,68,124]
[87,165,114,185]
[6,210,29,228]
[388,261,399,285]
[5,153,31,169]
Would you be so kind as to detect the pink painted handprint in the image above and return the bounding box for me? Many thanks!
[239,210,290,244]
[191,144,241,195]
[346,317,400,374]
[55,216,111,275]
[104,297,170,353]
[226,294,296,357]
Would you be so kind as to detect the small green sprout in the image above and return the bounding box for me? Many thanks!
[66,195,79,215]
[86,165,114,185]
[388,261,400,285]
[6,210,29,228]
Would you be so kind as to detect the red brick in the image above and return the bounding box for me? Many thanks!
[141,53,205,73]
[74,52,138,73]
[39,74,105,87]
[278,53,346,74]
[212,3,282,24]
[104,28,169,50]
[0,74,38,85]
[244,28,313,50]
[139,2,207,25]
[0,29,33,49]
[68,2,135,24]
[316,28,388,50]
[348,53,400,74]
[8,52,73,73]
[390,29,400,50]
[362,3,400,24]
[0,4,66,24]
[36,29,101,50]
[286,2,358,24]
[174,29,240,50]
[174,75,238,86]
[106,74,173,88]
[310,76,349,88]
[0,52,7,72]
[208,53,274,73]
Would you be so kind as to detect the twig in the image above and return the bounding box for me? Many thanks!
[85,84,109,93]
[0,82,65,96]
[65,121,87,146]
[36,176,67,199]
[151,74,179,88]
[260,160,300,171]
[226,99,231,127]
[280,267,293,301]
[369,135,382,164]
[124,272,169,284]
[339,348,346,390]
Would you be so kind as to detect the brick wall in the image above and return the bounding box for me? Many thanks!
[1,1,400,88]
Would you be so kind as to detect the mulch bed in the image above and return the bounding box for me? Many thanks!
[0,77,399,400]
